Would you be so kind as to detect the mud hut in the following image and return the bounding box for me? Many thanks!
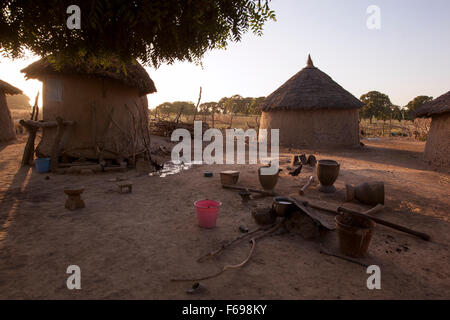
[415,91,450,168]
[0,79,22,142]
[259,55,363,148]
[21,58,156,161]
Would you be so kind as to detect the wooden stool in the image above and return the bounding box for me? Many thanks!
[117,181,132,193]
[64,187,85,210]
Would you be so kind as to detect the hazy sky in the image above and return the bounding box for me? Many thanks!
[1,0,449,108]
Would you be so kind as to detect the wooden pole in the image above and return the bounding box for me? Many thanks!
[50,117,65,172]
[20,120,38,166]
[193,86,202,122]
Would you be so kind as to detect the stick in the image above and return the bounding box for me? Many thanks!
[337,206,430,241]
[172,222,284,282]
[299,176,314,195]
[171,239,256,282]
[19,120,38,166]
[193,87,202,122]
[196,225,273,263]
[222,184,278,196]
[50,117,65,172]
[21,119,75,128]
[319,245,370,267]
[301,199,429,241]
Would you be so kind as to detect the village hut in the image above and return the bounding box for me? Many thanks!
[21,58,156,161]
[0,79,22,142]
[259,55,363,148]
[415,91,450,168]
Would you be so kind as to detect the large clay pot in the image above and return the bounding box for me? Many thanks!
[258,165,281,190]
[346,181,384,205]
[316,160,340,193]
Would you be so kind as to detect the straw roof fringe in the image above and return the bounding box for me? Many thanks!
[415,91,450,118]
[0,79,22,95]
[21,58,156,96]
[260,55,363,111]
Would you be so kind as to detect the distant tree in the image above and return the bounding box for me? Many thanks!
[1,0,276,68]
[155,101,195,115]
[404,95,433,120]
[199,102,218,115]
[390,105,403,122]
[247,96,265,115]
[6,93,31,110]
[360,91,392,123]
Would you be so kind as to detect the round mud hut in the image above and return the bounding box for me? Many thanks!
[259,55,363,148]
[0,79,22,142]
[415,91,450,168]
[21,58,156,161]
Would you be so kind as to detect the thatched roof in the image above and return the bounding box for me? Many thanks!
[415,91,450,118]
[260,55,363,111]
[0,79,22,95]
[21,58,156,96]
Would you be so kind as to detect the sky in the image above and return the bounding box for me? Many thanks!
[1,0,449,109]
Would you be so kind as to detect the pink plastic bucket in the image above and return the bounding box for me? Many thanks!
[194,200,222,228]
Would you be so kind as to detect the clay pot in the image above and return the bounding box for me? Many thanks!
[258,165,282,190]
[346,181,385,206]
[272,197,295,217]
[316,160,340,193]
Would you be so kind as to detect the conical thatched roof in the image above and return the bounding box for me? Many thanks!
[0,79,22,95]
[260,55,363,111]
[21,58,156,96]
[415,91,450,118]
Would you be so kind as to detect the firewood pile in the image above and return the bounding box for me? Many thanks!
[149,120,210,137]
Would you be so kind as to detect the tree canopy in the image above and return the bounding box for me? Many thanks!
[155,101,196,115]
[404,95,433,120]
[360,91,392,123]
[0,0,276,67]
[155,95,265,116]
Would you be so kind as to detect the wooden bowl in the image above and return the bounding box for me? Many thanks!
[220,171,240,185]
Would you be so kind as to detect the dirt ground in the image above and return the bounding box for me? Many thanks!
[0,135,449,299]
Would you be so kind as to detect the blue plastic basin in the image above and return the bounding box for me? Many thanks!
[35,158,50,173]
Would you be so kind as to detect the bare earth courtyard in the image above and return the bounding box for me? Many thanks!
[0,136,449,299]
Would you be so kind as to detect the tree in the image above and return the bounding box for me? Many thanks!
[155,101,195,115]
[247,96,265,115]
[360,91,392,124]
[390,105,403,122]
[404,95,433,120]
[0,0,276,68]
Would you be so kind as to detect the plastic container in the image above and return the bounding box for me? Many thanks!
[35,158,50,173]
[335,213,375,258]
[194,200,222,228]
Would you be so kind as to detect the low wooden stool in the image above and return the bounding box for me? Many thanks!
[117,181,132,193]
[64,187,85,210]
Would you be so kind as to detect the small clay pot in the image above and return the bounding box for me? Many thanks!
[258,166,282,190]
[272,197,295,217]
[346,181,385,206]
[316,160,340,193]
